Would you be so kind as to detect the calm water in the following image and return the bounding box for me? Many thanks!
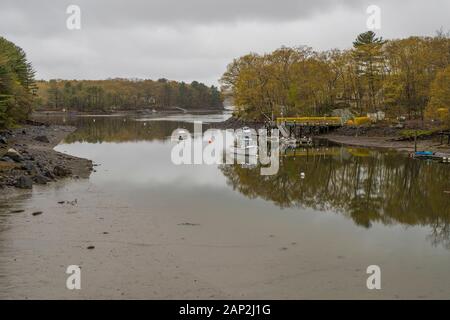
[1,114,450,299]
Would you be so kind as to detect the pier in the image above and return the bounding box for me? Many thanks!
[274,116,343,138]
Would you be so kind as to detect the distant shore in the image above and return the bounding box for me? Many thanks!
[32,107,226,117]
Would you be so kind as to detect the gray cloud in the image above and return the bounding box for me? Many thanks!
[2,0,361,33]
[1,0,449,84]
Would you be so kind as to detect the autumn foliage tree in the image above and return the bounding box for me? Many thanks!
[426,66,450,124]
[221,31,450,125]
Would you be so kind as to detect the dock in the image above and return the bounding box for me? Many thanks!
[274,116,343,138]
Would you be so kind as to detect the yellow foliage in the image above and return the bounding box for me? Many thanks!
[426,66,450,121]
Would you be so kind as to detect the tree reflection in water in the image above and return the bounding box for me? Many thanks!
[219,142,450,249]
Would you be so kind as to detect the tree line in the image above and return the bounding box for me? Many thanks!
[220,31,450,124]
[0,37,36,128]
[36,78,223,113]
[1,35,224,129]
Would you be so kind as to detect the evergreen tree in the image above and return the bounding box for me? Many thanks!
[0,37,36,128]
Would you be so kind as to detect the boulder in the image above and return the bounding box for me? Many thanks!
[53,165,72,177]
[15,176,33,189]
[34,135,50,143]
[5,148,23,162]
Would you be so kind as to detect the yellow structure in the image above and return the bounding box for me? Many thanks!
[350,117,371,126]
[276,117,342,126]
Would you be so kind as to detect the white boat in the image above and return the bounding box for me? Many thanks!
[176,129,189,140]
[228,144,258,156]
[227,128,258,156]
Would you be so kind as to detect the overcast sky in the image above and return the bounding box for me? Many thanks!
[1,0,449,85]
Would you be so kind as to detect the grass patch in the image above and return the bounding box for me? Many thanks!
[400,129,438,138]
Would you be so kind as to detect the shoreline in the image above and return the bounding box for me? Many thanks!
[0,123,93,200]
[31,107,226,117]
[320,133,450,154]
[211,116,450,154]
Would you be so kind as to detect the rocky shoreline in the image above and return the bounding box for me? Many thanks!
[0,123,93,198]
[207,116,265,130]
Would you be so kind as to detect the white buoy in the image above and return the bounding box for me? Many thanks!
[300,172,305,179]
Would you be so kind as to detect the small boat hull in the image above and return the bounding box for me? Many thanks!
[227,146,258,156]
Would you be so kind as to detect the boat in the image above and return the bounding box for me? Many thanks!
[227,127,258,156]
[176,129,189,141]
[415,151,433,156]
[411,151,450,162]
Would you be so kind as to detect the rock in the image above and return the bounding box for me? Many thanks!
[15,176,33,189]
[21,161,37,174]
[53,165,72,177]
[0,156,15,163]
[25,119,46,126]
[10,209,25,213]
[0,136,7,144]
[34,135,50,143]
[33,174,49,185]
[32,211,43,216]
[5,148,23,162]
[43,169,55,180]
[178,222,200,226]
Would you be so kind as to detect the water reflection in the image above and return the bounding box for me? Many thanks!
[33,114,450,249]
[35,115,197,143]
[220,144,450,249]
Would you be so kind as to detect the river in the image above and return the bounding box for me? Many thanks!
[1,112,449,299]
